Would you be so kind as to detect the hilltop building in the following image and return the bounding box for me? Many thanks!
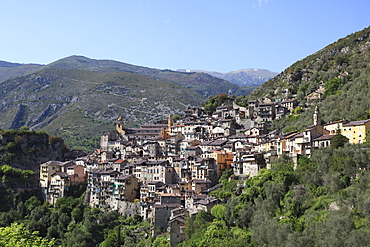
[37,97,370,240]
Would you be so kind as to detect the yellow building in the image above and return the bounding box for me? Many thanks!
[40,161,68,189]
[341,119,370,144]
[323,120,348,135]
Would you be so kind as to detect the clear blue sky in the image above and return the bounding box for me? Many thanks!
[1,0,369,73]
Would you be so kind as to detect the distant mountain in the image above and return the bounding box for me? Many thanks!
[245,25,370,132]
[178,68,278,87]
[0,56,258,151]
[0,61,22,68]
[45,56,253,97]
[0,68,199,151]
[0,60,43,83]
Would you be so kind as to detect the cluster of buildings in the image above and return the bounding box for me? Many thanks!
[39,97,370,246]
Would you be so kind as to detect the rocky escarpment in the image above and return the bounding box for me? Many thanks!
[0,129,85,206]
[0,129,83,173]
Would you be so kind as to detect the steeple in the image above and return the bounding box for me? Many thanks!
[313,106,321,126]
[116,117,125,135]
[167,114,173,129]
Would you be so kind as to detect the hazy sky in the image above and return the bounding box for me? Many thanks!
[1,0,369,72]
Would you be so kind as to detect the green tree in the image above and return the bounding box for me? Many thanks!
[152,233,170,247]
[71,207,83,223]
[331,129,348,149]
[25,196,42,213]
[323,78,343,97]
[0,223,56,247]
[62,225,94,247]
[100,225,125,247]
[210,204,226,220]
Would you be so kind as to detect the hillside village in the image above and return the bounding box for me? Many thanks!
[38,94,370,246]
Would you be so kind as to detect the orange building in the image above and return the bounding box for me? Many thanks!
[212,150,234,178]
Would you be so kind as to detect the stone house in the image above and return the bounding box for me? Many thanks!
[184,146,202,158]
[133,160,176,184]
[154,203,182,235]
[39,160,72,201]
[169,212,186,247]
[185,194,218,215]
[112,174,139,202]
[280,99,298,111]
[232,152,266,177]
[275,105,289,119]
[191,179,212,194]
[256,102,276,122]
[86,168,120,209]
[48,172,70,205]
[66,164,85,184]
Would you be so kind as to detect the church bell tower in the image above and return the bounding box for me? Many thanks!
[313,106,321,126]
[116,117,126,135]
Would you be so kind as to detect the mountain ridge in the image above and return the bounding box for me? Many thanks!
[45,56,255,97]
[0,63,205,151]
[178,68,277,87]
[0,55,264,151]
[0,60,43,83]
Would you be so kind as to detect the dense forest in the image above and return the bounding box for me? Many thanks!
[179,140,370,246]
[0,192,169,246]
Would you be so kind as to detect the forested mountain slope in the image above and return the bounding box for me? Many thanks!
[243,26,370,132]
[181,144,370,246]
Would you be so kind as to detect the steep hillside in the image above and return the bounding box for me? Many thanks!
[0,61,43,83]
[181,144,370,246]
[0,129,72,171]
[46,56,251,97]
[0,66,204,151]
[183,68,278,87]
[245,26,370,131]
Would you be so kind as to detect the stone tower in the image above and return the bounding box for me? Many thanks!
[116,117,126,135]
[313,106,321,126]
[167,114,173,131]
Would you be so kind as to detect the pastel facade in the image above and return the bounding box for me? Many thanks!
[341,119,370,144]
